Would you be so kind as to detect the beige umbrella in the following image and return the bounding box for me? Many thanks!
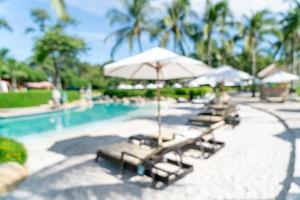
[104,47,212,145]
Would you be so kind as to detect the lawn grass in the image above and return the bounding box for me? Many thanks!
[0,90,80,108]
[0,137,27,165]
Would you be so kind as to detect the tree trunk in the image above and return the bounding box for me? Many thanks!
[251,36,256,98]
[292,33,297,74]
[137,33,143,52]
[207,28,212,66]
[52,55,62,90]
[173,34,177,53]
[292,32,298,75]
[12,74,17,91]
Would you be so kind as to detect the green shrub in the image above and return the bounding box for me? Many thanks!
[175,88,187,95]
[103,87,212,99]
[104,89,145,98]
[66,91,81,102]
[0,137,27,165]
[145,90,155,98]
[0,90,51,108]
[0,90,80,108]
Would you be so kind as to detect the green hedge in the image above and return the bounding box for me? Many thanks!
[66,91,81,102]
[296,87,300,96]
[0,90,80,108]
[0,137,27,165]
[103,87,213,98]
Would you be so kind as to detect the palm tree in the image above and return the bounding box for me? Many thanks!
[0,48,9,80]
[151,0,193,54]
[243,10,275,97]
[281,2,300,75]
[203,0,231,66]
[30,8,51,33]
[106,0,150,58]
[6,59,26,91]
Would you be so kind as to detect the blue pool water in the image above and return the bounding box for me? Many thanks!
[0,103,139,139]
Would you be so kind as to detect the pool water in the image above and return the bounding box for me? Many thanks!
[0,103,139,139]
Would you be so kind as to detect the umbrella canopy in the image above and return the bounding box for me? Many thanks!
[133,84,145,90]
[262,71,299,83]
[208,65,252,83]
[117,84,133,90]
[189,75,216,87]
[104,47,212,145]
[146,83,157,89]
[173,83,183,88]
[189,65,251,87]
[105,47,212,80]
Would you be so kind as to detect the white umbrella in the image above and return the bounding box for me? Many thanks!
[262,71,299,83]
[208,65,252,83]
[224,81,240,87]
[146,83,157,89]
[173,83,183,88]
[104,47,212,144]
[117,84,133,90]
[189,75,216,87]
[133,84,145,90]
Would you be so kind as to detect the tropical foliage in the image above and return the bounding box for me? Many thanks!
[104,86,212,99]
[106,0,151,57]
[106,0,300,78]
[1,0,300,94]
[0,90,80,108]
[0,137,27,165]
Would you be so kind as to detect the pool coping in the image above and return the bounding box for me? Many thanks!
[0,105,80,119]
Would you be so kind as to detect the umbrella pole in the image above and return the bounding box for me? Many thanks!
[156,67,162,145]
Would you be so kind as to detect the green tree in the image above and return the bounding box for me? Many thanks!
[151,0,193,54]
[33,27,86,89]
[106,0,150,58]
[5,59,27,91]
[242,10,275,97]
[281,2,300,75]
[28,8,50,33]
[203,0,231,66]
[0,48,9,79]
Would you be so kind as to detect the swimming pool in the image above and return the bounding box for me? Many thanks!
[0,103,142,139]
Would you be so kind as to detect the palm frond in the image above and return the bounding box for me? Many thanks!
[51,0,69,21]
[0,18,12,32]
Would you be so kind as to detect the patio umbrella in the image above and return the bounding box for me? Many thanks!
[133,84,145,90]
[146,83,157,89]
[117,84,133,90]
[188,75,216,87]
[262,71,299,83]
[208,65,252,83]
[104,47,212,145]
[173,83,183,88]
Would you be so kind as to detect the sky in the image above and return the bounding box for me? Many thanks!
[0,0,290,65]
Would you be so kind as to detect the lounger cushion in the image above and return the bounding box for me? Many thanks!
[147,131,175,141]
[189,115,223,123]
[208,104,232,110]
[210,121,225,130]
[99,141,158,165]
[161,136,190,149]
